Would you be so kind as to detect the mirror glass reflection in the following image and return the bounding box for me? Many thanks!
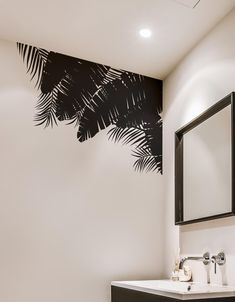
[183,105,231,221]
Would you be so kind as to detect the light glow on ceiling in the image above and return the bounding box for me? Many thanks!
[139,28,152,38]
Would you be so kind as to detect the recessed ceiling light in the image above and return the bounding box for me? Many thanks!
[139,28,152,38]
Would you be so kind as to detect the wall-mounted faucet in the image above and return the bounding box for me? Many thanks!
[179,252,210,270]
[179,251,226,284]
[211,252,226,274]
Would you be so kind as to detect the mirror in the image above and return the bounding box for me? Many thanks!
[175,92,235,225]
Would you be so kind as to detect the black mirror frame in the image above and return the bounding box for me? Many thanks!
[175,92,235,225]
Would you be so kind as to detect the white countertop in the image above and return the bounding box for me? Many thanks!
[111,280,235,300]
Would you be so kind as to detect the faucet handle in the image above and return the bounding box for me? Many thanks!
[211,251,226,274]
[217,252,226,266]
[202,252,210,265]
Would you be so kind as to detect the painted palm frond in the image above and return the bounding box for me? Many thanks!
[108,126,146,147]
[102,67,123,84]
[108,105,162,173]
[77,73,149,141]
[116,107,162,130]
[133,147,162,173]
[17,42,162,173]
[37,53,124,126]
[60,68,122,125]
[17,43,49,88]
[35,91,58,127]
[77,88,119,142]
[108,124,162,173]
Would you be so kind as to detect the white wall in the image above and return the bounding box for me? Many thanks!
[0,39,164,302]
[163,8,235,285]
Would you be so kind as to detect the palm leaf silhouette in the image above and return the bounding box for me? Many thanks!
[108,122,162,173]
[77,73,150,141]
[107,100,162,173]
[35,92,58,127]
[17,42,162,173]
[133,147,162,173]
[17,43,58,126]
[40,52,114,124]
[108,127,145,146]
[17,42,49,88]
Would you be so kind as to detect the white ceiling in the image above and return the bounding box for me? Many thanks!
[0,0,235,79]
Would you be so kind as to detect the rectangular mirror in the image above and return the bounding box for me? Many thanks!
[175,92,235,225]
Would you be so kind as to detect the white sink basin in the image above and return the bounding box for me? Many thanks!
[111,280,235,300]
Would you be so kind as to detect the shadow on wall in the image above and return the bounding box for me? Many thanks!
[165,59,235,129]
[17,43,163,174]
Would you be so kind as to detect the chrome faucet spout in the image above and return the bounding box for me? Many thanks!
[179,252,210,270]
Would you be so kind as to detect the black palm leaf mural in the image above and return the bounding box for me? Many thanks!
[17,42,162,173]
